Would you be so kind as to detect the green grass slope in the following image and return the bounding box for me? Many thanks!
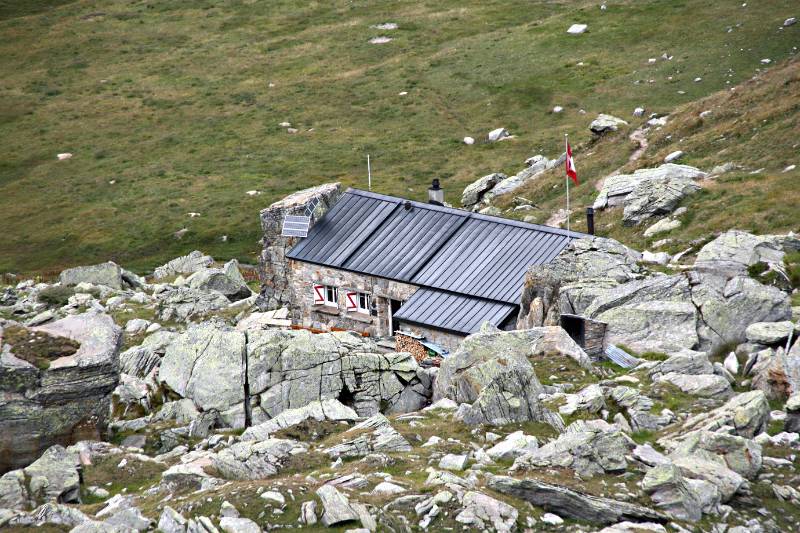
[493,57,800,257]
[0,0,797,273]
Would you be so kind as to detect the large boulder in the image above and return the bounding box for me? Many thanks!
[187,259,251,302]
[748,344,800,400]
[211,438,307,480]
[153,250,214,280]
[155,286,231,322]
[641,464,704,521]
[516,237,643,329]
[665,390,770,440]
[159,322,247,413]
[59,262,124,290]
[512,422,633,477]
[323,414,411,458]
[241,399,358,441]
[668,430,762,479]
[593,164,706,211]
[0,445,80,511]
[487,475,666,525]
[257,183,342,310]
[433,327,587,429]
[0,314,121,473]
[461,173,505,209]
[688,270,791,351]
[622,175,701,225]
[693,230,796,275]
[590,114,628,135]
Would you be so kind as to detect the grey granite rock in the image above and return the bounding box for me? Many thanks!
[0,313,121,472]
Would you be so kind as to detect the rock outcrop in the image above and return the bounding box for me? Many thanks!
[157,322,432,424]
[517,233,792,353]
[0,445,80,510]
[433,326,591,428]
[153,250,214,280]
[0,313,122,473]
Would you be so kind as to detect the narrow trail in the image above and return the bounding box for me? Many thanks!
[595,125,650,191]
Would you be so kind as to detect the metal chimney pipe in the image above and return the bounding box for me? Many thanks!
[586,207,595,235]
[428,179,444,205]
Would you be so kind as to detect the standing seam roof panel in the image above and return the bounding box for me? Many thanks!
[393,288,517,334]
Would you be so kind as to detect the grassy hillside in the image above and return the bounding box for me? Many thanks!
[0,0,797,273]
[493,57,800,257]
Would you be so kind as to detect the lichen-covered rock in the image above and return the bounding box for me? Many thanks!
[512,423,633,478]
[461,173,505,209]
[455,491,518,532]
[158,322,247,412]
[158,323,430,423]
[654,373,733,398]
[745,321,795,345]
[59,262,124,290]
[590,114,628,135]
[324,414,411,458]
[694,230,794,275]
[187,259,251,302]
[748,345,800,400]
[668,430,761,480]
[667,390,770,440]
[488,475,666,525]
[241,399,357,441]
[153,250,214,280]
[593,164,706,211]
[622,175,701,225]
[0,445,80,511]
[642,464,704,521]
[155,287,231,322]
[0,313,121,473]
[211,438,307,480]
[434,328,571,429]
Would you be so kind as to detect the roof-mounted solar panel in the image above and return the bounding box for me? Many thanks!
[281,215,311,237]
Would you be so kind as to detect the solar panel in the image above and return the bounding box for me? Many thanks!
[282,215,311,237]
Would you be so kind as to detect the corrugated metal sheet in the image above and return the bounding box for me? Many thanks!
[286,188,584,321]
[393,288,517,335]
[605,344,643,369]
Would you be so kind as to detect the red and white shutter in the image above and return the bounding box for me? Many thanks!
[313,285,325,304]
[345,291,358,311]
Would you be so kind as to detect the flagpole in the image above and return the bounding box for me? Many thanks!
[565,134,570,232]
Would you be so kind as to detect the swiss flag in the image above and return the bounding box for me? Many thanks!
[565,141,578,185]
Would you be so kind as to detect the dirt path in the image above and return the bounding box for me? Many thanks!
[595,125,650,191]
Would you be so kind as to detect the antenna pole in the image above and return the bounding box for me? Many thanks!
[367,154,372,191]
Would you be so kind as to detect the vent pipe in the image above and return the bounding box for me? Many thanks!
[586,207,595,235]
[428,179,444,206]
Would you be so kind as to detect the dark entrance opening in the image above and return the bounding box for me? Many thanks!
[560,314,585,346]
[390,299,402,335]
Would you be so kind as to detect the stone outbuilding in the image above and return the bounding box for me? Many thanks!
[258,184,586,353]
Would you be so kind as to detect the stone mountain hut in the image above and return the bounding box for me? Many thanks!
[258,183,587,355]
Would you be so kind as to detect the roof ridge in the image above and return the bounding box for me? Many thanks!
[345,187,586,238]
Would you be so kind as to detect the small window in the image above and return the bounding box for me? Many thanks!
[357,292,370,313]
[345,291,371,314]
[324,285,339,307]
[314,284,339,307]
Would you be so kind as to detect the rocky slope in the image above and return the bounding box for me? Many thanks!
[1,229,800,532]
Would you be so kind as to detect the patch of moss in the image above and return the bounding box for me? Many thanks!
[1,324,80,369]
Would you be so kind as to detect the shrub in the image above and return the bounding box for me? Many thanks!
[37,285,75,306]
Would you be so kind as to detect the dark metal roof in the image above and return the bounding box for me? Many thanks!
[287,188,584,332]
[393,288,517,335]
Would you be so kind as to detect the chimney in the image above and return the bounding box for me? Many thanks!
[428,179,444,206]
[586,207,595,235]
